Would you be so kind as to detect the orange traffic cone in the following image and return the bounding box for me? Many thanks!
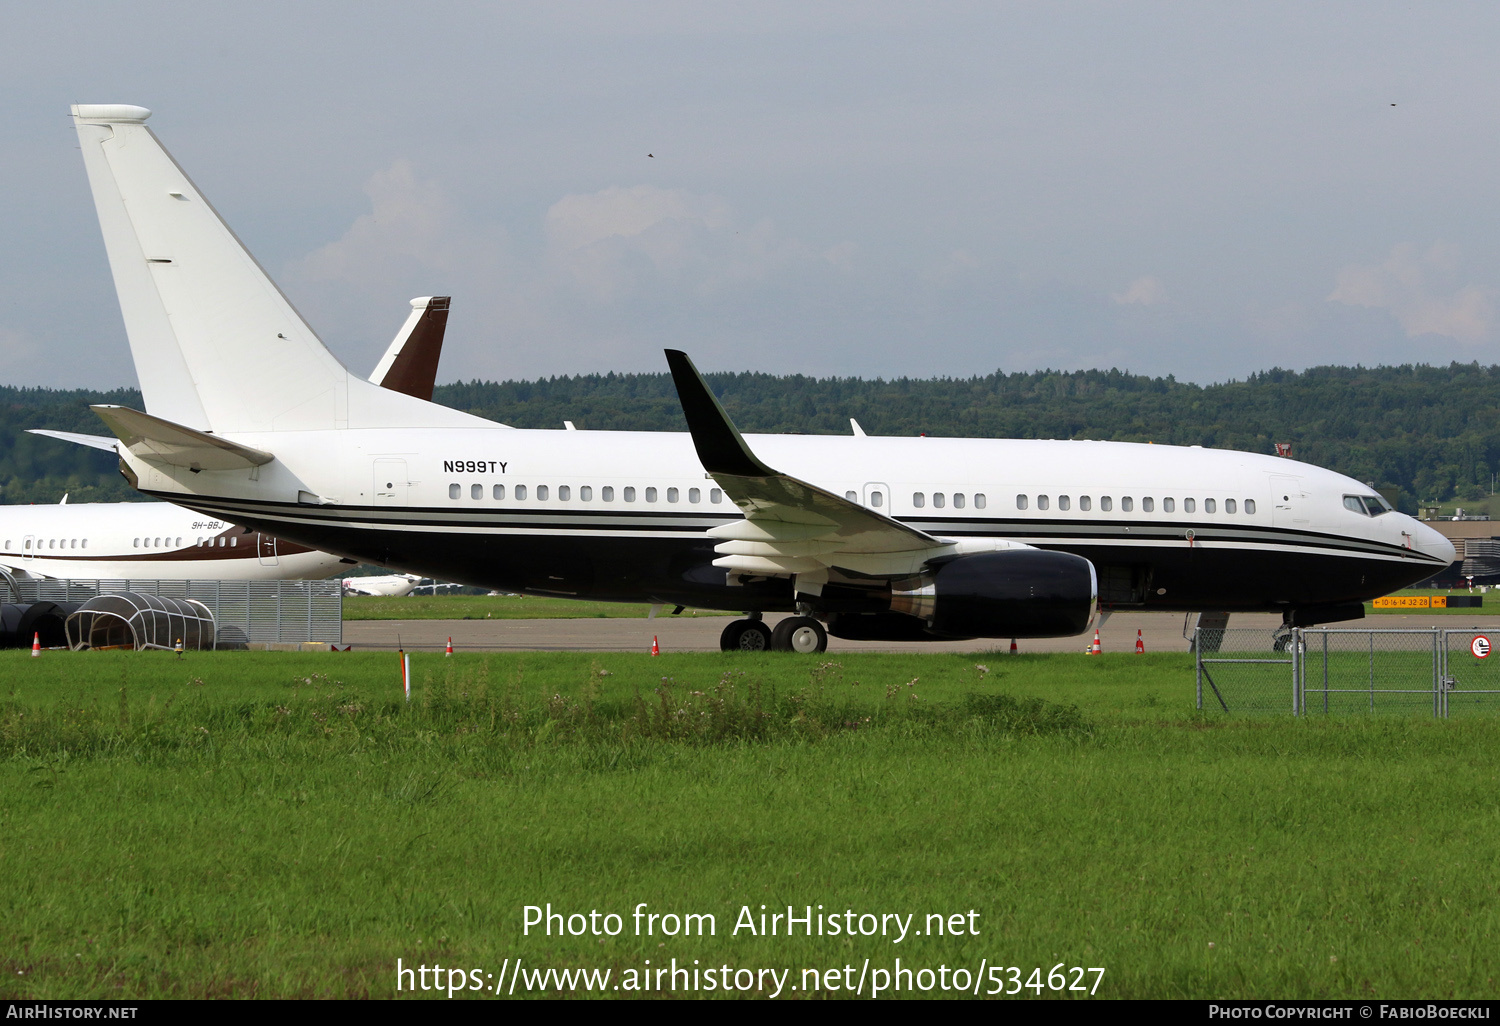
[445,636,453,657]
[1009,638,1017,655]
[1135,629,1145,654]
[651,635,660,656]
[1089,628,1101,655]
[30,632,40,657]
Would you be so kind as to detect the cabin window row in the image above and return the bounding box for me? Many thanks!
[195,537,236,547]
[12,538,90,550]
[1013,495,1257,515]
[449,483,726,505]
[133,536,193,548]
[910,492,987,510]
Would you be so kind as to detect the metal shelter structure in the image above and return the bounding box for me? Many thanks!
[66,593,215,651]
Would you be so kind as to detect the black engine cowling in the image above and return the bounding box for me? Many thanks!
[826,611,947,642]
[887,549,1097,639]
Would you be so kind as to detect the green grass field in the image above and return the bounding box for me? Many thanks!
[3,649,1497,1000]
[343,594,725,620]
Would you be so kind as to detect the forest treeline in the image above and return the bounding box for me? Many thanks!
[4,363,1498,512]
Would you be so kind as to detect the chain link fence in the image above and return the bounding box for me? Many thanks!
[1298,629,1441,717]
[1441,630,1500,717]
[1194,628,1297,714]
[1195,627,1500,717]
[0,577,342,647]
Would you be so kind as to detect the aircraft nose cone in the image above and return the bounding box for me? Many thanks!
[1413,520,1456,564]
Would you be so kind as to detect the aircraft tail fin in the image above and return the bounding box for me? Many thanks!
[370,297,449,401]
[70,105,484,434]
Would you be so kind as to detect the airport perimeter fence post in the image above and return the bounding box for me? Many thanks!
[1195,628,1203,710]
[1293,628,1303,715]
[1320,631,1329,714]
[1434,630,1442,719]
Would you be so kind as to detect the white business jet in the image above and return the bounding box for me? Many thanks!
[2,295,451,582]
[342,573,422,597]
[66,104,1455,653]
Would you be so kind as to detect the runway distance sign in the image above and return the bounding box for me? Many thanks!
[1372,596,1447,609]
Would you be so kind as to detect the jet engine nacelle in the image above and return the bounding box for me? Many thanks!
[887,549,1098,639]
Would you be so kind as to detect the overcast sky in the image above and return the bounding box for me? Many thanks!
[4,2,1500,388]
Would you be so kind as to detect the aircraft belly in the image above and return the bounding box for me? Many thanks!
[1040,541,1440,612]
[201,505,1442,616]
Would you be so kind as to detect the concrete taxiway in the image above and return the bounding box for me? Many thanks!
[341,612,1500,654]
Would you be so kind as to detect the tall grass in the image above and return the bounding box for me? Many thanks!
[1,651,1496,999]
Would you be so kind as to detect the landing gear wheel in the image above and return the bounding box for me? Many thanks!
[1272,626,1294,652]
[720,619,773,652]
[772,616,828,654]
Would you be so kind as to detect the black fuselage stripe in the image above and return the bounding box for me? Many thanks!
[149,490,1443,565]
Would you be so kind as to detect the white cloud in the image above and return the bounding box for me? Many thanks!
[543,184,825,303]
[292,160,465,286]
[0,326,40,376]
[1327,243,1494,342]
[282,161,546,374]
[1112,276,1167,306]
[284,168,867,377]
[921,248,978,286]
[546,185,733,253]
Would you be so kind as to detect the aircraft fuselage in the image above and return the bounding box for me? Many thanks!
[123,426,1454,616]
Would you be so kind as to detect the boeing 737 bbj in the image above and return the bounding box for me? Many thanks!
[64,104,1454,652]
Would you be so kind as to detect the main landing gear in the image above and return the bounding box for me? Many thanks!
[719,614,828,654]
[720,617,771,652]
[772,616,828,654]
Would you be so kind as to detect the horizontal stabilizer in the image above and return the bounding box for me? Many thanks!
[91,405,273,471]
[27,429,119,453]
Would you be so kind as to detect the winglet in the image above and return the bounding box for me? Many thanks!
[664,350,775,478]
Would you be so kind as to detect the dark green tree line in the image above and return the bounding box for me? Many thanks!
[7,363,1500,511]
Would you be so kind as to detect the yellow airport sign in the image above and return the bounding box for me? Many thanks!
[1372,596,1448,609]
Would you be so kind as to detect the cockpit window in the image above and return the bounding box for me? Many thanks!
[1344,494,1392,517]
